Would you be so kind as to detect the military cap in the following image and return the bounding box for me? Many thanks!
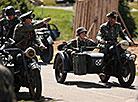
[20,11,35,20]
[106,11,118,18]
[76,27,87,36]
[15,10,22,15]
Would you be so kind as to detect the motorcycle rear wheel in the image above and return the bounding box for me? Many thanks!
[99,73,110,83]
[29,69,42,99]
[55,54,67,83]
[118,60,135,87]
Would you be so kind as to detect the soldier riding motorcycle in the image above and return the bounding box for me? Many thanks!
[0,38,42,99]
[13,11,51,63]
[0,6,20,46]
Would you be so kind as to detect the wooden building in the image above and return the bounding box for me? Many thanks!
[73,0,119,40]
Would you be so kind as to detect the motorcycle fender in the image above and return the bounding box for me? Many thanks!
[47,36,54,45]
[126,53,136,61]
[29,62,41,71]
[54,51,71,71]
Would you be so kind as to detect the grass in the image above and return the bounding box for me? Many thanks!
[33,7,74,41]
[130,11,138,40]
[129,1,138,10]
[43,0,59,6]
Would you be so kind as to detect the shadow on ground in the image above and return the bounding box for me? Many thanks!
[63,81,137,90]
[16,92,63,102]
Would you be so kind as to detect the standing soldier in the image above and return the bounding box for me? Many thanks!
[13,11,51,52]
[0,6,20,45]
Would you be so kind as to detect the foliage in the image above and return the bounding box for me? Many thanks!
[43,0,57,6]
[118,0,137,37]
[0,0,34,14]
[129,1,138,9]
[34,7,74,40]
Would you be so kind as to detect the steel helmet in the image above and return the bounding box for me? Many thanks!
[76,27,87,36]
[5,6,15,16]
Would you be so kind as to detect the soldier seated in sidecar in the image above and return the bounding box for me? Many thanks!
[54,27,103,83]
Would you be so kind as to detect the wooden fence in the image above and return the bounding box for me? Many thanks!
[73,0,119,40]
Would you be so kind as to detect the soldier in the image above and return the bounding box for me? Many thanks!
[13,11,51,52]
[0,64,16,102]
[96,11,133,45]
[67,27,97,51]
[15,10,21,17]
[0,6,20,44]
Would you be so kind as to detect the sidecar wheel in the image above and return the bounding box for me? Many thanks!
[55,55,67,83]
[99,73,110,83]
[29,69,42,99]
[118,60,135,87]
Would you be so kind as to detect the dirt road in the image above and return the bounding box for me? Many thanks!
[19,64,138,102]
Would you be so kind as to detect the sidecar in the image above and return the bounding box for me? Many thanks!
[53,48,104,83]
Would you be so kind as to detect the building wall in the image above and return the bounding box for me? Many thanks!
[73,0,119,40]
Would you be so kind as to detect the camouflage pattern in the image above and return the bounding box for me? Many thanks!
[97,21,127,41]
[0,65,16,102]
[67,37,97,50]
[0,16,20,40]
[13,20,45,50]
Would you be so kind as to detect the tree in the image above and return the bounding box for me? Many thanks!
[118,0,137,37]
[0,0,34,14]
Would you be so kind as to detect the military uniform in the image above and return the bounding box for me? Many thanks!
[13,11,45,50]
[97,21,127,42]
[96,11,131,43]
[67,38,96,50]
[0,16,20,39]
[67,27,97,51]
[0,6,20,43]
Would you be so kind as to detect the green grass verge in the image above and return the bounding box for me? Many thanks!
[129,1,138,10]
[42,0,58,6]
[34,7,74,40]
[136,72,138,76]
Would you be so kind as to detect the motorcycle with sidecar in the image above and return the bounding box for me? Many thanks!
[0,38,42,99]
[53,40,136,87]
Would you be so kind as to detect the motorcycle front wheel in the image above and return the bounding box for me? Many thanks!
[29,69,42,99]
[118,60,135,87]
[55,54,67,83]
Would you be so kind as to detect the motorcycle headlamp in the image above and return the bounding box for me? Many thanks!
[44,31,50,38]
[24,47,36,59]
[119,40,129,50]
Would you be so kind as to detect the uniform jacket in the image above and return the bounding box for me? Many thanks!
[0,16,20,39]
[67,37,97,51]
[97,21,127,41]
[13,20,44,50]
